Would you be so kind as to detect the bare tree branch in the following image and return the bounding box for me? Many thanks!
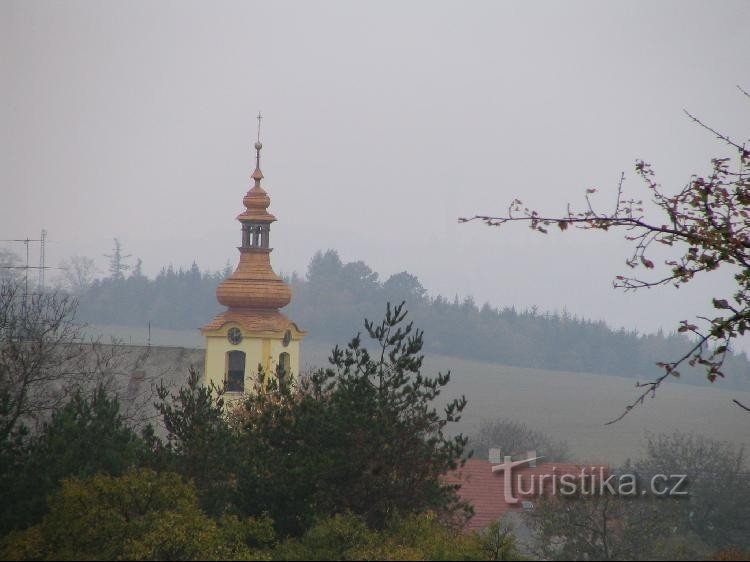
[0,279,132,440]
[461,91,750,423]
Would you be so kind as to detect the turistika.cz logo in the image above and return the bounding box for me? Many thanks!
[491,453,689,505]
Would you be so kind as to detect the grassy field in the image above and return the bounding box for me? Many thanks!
[301,340,750,467]
[90,324,750,467]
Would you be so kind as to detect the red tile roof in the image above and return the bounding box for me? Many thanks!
[445,458,609,530]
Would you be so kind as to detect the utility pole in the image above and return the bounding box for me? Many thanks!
[38,229,47,291]
[1,232,58,304]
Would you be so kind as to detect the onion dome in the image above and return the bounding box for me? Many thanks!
[215,251,292,309]
[238,142,277,223]
[213,135,292,312]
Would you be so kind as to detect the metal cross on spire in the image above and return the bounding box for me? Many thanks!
[252,112,264,183]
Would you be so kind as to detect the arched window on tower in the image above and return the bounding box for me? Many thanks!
[277,352,291,389]
[226,350,246,392]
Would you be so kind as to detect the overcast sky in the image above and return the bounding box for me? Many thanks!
[2,0,749,341]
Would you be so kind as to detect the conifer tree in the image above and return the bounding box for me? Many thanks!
[237,303,469,536]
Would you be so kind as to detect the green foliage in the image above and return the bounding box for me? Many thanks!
[216,513,277,553]
[154,367,240,517]
[0,277,129,535]
[0,468,271,561]
[0,385,148,534]
[371,513,488,561]
[0,424,30,536]
[273,513,377,561]
[237,303,470,536]
[33,385,146,476]
[477,518,526,561]
[77,260,226,329]
[274,512,502,561]
[70,248,750,389]
[291,250,750,388]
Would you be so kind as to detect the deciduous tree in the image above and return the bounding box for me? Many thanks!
[635,431,750,551]
[0,279,122,442]
[0,468,271,561]
[469,418,569,462]
[462,89,750,420]
[524,485,679,561]
[58,256,98,295]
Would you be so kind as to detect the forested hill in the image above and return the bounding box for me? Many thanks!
[75,249,750,390]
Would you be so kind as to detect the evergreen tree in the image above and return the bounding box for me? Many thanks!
[103,238,131,280]
[153,368,239,518]
[0,386,148,534]
[237,303,470,536]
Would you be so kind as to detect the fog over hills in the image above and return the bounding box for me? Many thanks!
[3,0,749,348]
[51,248,750,393]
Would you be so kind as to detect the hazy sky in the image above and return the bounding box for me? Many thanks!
[2,0,749,341]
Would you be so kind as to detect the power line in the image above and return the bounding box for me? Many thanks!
[0,231,61,300]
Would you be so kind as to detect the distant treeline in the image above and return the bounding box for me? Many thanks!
[75,249,750,389]
[78,261,229,331]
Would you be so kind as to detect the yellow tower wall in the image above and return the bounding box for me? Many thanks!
[202,142,304,396]
[203,323,302,395]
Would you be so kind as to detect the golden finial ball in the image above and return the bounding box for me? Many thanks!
[255,142,263,150]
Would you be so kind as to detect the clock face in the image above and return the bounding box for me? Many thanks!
[282,329,292,347]
[227,327,242,345]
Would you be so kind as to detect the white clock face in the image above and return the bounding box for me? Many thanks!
[227,327,242,345]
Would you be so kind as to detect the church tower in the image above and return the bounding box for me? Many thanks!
[201,127,304,394]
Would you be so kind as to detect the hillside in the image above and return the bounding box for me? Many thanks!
[75,249,750,391]
[303,340,750,466]
[89,324,750,466]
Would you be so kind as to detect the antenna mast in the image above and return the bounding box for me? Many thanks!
[38,229,47,291]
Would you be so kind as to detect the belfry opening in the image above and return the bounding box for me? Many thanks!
[201,120,305,394]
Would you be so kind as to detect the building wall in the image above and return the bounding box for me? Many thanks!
[204,329,301,392]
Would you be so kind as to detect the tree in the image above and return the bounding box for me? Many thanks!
[635,431,750,551]
[0,385,149,534]
[524,485,682,561]
[131,257,144,279]
[462,88,750,420]
[236,303,470,536]
[477,518,525,562]
[58,256,98,294]
[468,418,569,462]
[382,271,427,305]
[153,368,240,518]
[64,248,750,388]
[0,469,271,561]
[523,431,750,560]
[273,512,512,561]
[103,238,131,280]
[0,279,122,443]
[0,248,21,284]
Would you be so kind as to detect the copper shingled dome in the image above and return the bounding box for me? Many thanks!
[238,183,276,223]
[215,250,291,309]
[211,139,291,314]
